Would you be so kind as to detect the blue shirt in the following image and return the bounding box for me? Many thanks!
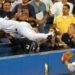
[30,0,46,15]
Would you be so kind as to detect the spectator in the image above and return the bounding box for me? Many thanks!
[72,0,75,16]
[0,0,3,10]
[54,4,75,34]
[14,8,36,27]
[41,0,59,14]
[62,24,75,48]
[0,1,14,19]
[13,0,36,26]
[30,0,49,33]
[13,0,35,18]
[51,0,73,17]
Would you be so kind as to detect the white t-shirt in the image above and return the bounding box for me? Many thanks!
[51,2,73,17]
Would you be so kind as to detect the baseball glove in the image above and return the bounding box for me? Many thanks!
[61,52,74,64]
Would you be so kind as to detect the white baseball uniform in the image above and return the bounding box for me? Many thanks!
[0,18,53,41]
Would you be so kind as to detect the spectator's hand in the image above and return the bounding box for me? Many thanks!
[28,17,35,21]
[36,19,44,25]
[15,13,21,19]
[62,43,68,49]
[61,52,74,64]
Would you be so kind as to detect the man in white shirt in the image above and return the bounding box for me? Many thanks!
[0,18,54,41]
[41,0,59,12]
[41,0,53,8]
[51,0,73,17]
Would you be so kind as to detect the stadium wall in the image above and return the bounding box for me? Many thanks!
[0,49,75,75]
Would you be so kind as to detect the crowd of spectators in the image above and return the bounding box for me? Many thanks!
[0,0,75,56]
